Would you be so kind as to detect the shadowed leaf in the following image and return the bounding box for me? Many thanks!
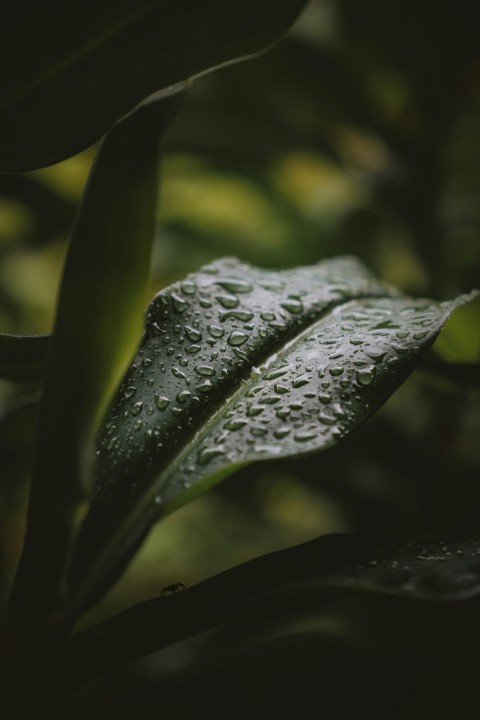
[0,0,308,171]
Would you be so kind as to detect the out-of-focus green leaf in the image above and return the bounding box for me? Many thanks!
[9,86,186,639]
[433,294,480,363]
[0,333,49,384]
[66,533,480,688]
[68,255,474,615]
[0,0,308,171]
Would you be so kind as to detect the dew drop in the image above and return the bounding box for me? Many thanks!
[274,383,289,394]
[177,390,192,404]
[356,367,376,386]
[274,428,291,439]
[224,419,248,431]
[217,278,253,293]
[208,324,225,338]
[247,405,264,417]
[185,326,202,342]
[216,293,239,309]
[195,365,215,376]
[293,374,310,388]
[171,293,189,313]
[155,395,170,411]
[280,299,304,314]
[294,431,316,442]
[180,280,197,295]
[186,344,201,354]
[221,310,254,322]
[131,401,143,416]
[228,331,248,346]
[124,386,137,398]
[198,446,225,465]
[197,380,213,393]
[330,367,344,376]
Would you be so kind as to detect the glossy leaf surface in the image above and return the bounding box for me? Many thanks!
[68,256,473,613]
[0,0,307,171]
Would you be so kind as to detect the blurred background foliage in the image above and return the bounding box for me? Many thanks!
[1,1,480,710]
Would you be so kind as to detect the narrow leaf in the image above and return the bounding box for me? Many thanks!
[68,256,475,614]
[0,333,49,384]
[0,0,308,171]
[9,86,186,639]
[66,533,480,689]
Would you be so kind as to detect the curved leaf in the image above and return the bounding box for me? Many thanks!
[9,86,186,639]
[68,256,475,614]
[67,533,480,688]
[0,333,49,384]
[0,0,308,171]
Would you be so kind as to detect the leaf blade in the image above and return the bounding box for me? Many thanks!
[0,0,308,170]
[9,86,186,639]
[68,256,475,614]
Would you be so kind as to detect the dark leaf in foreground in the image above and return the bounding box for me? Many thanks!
[0,0,308,170]
[67,533,480,689]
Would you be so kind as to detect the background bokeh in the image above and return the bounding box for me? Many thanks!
[1,1,480,707]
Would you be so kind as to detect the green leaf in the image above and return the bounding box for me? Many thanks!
[66,533,480,688]
[0,0,308,171]
[68,256,475,614]
[0,333,49,384]
[9,86,186,639]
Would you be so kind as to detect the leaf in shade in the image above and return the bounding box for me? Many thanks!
[0,0,308,171]
[66,533,480,690]
[9,86,186,639]
[67,255,475,615]
[0,334,49,384]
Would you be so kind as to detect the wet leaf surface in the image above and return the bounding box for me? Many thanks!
[68,256,474,613]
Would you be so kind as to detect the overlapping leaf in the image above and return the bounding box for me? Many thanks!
[0,0,308,170]
[68,256,474,614]
[67,533,480,689]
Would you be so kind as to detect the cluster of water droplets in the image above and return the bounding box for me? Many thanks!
[330,537,480,601]
[93,256,458,518]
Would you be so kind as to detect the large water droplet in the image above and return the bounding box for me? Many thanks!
[216,278,253,293]
[177,390,192,404]
[221,310,254,322]
[247,405,264,417]
[124,386,136,398]
[224,419,248,431]
[280,298,304,314]
[294,431,317,442]
[208,324,225,338]
[216,293,239,309]
[195,365,215,376]
[185,326,202,342]
[155,395,170,411]
[131,401,143,416]
[356,367,376,386]
[180,280,197,295]
[197,380,213,393]
[198,446,225,465]
[228,331,248,346]
[293,374,310,388]
[171,293,189,313]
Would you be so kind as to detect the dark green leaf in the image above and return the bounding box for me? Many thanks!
[0,0,308,171]
[68,256,475,614]
[66,533,480,688]
[9,86,186,639]
[0,333,49,384]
